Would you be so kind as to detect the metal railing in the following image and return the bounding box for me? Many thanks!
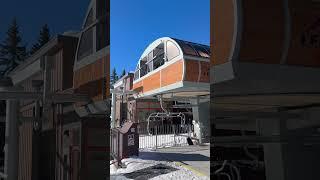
[138,123,195,149]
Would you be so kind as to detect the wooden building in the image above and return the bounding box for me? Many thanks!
[5,0,109,179]
[9,34,79,180]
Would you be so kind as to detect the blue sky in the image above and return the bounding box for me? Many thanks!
[0,0,89,49]
[110,0,210,74]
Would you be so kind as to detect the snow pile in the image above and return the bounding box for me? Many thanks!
[110,153,209,180]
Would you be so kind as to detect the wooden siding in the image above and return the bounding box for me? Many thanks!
[211,0,235,66]
[73,55,110,101]
[20,73,43,107]
[18,120,33,180]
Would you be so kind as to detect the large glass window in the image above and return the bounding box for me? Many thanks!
[77,27,94,61]
[166,41,180,61]
[84,9,94,28]
[134,64,139,80]
[140,60,147,77]
[153,43,164,70]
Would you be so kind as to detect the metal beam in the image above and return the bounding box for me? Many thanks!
[0,91,41,100]
[211,135,320,145]
[51,93,90,103]
[214,110,302,119]
[0,91,89,103]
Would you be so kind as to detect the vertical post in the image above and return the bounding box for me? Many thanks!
[260,112,288,180]
[4,99,19,180]
[117,130,120,167]
[155,126,157,150]
[173,124,176,146]
[111,91,116,128]
[191,97,210,144]
[43,55,52,129]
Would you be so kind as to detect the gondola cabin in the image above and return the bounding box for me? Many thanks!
[132,37,210,99]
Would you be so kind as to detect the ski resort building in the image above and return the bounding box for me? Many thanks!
[111,37,210,146]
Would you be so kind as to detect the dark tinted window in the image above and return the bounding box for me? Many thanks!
[179,43,198,56]
[153,44,165,70]
[84,9,94,28]
[193,45,210,58]
[77,27,94,61]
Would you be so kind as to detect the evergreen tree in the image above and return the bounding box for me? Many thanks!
[0,18,27,76]
[110,67,118,85]
[30,24,51,54]
[120,69,126,78]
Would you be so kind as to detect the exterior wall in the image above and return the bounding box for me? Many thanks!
[18,73,42,180]
[133,58,209,96]
[211,0,235,66]
[15,36,78,180]
[133,60,184,94]
[185,60,210,83]
[81,118,108,180]
[56,120,81,180]
[18,121,33,180]
[114,74,134,127]
[73,55,109,102]
[20,73,43,107]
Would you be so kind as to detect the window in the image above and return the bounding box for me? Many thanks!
[84,9,94,28]
[153,43,165,70]
[166,41,180,60]
[180,43,198,56]
[134,71,139,80]
[153,43,164,57]
[148,51,153,62]
[77,27,94,61]
[134,64,140,80]
[193,45,210,58]
[140,61,147,77]
[147,60,153,73]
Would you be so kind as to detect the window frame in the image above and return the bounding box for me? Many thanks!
[166,40,180,61]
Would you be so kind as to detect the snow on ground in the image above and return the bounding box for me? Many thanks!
[139,134,189,149]
[110,150,209,180]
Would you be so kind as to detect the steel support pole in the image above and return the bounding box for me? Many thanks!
[4,99,19,180]
[191,97,210,144]
[111,92,116,128]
